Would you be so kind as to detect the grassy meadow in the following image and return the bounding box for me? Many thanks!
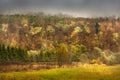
[0,64,120,80]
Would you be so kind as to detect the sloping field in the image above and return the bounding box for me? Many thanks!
[0,64,120,80]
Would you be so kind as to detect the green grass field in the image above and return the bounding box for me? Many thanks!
[0,64,120,80]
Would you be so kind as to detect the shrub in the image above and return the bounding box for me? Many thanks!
[79,54,88,63]
[93,47,102,59]
[101,50,120,65]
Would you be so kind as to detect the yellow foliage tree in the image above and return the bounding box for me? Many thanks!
[56,43,70,67]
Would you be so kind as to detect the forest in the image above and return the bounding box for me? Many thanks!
[0,14,120,67]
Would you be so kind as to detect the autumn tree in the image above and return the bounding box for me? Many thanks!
[56,43,71,67]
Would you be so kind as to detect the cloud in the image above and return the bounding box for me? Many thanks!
[0,0,120,17]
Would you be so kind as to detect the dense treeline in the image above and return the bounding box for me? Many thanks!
[0,44,28,63]
[0,14,120,52]
[0,14,120,65]
[0,43,89,66]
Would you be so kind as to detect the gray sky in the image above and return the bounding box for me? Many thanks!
[0,0,120,17]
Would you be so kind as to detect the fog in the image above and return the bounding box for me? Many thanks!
[0,0,120,17]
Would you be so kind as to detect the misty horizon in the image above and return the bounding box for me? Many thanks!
[0,0,120,18]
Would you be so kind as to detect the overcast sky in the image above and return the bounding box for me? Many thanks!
[0,0,120,17]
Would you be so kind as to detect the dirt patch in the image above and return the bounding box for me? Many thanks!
[0,62,58,72]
